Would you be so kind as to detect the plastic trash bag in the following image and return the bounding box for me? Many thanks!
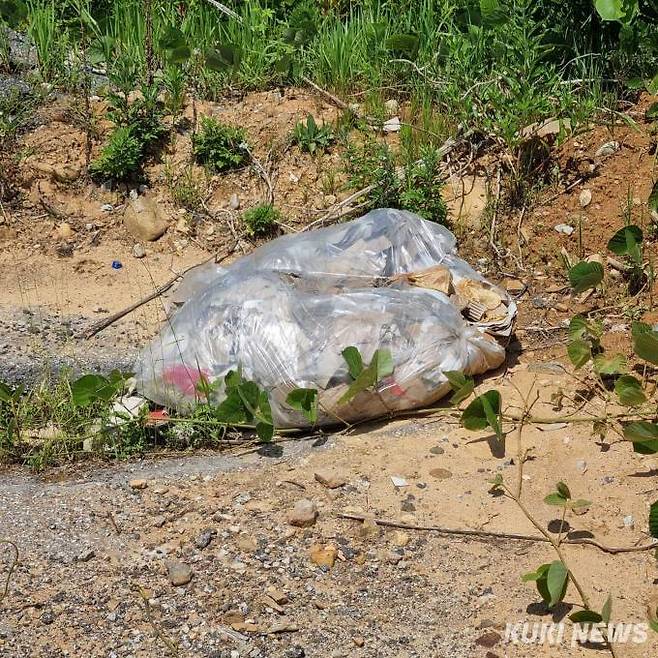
[135,209,516,427]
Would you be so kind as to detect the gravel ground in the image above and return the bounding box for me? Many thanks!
[0,427,482,658]
[0,307,139,385]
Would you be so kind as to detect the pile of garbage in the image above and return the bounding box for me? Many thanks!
[135,209,516,428]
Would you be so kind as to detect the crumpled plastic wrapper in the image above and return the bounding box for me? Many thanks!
[135,208,517,427]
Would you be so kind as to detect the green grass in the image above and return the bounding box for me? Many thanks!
[26,0,67,82]
[0,371,242,470]
[14,0,656,162]
[193,116,247,172]
[243,203,281,236]
[342,136,447,223]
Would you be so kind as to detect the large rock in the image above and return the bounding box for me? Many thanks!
[166,561,193,586]
[314,469,346,489]
[287,499,318,527]
[309,543,337,568]
[123,197,169,242]
[4,28,38,71]
[0,73,32,103]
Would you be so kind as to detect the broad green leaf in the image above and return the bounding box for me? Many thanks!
[307,114,317,133]
[108,370,131,386]
[615,375,647,406]
[556,481,571,499]
[594,0,639,23]
[339,368,372,404]
[568,261,604,293]
[568,315,602,341]
[373,349,394,380]
[342,346,364,379]
[70,374,117,407]
[607,225,643,265]
[592,353,627,375]
[444,370,467,389]
[544,492,568,506]
[462,390,502,438]
[338,365,377,405]
[632,321,652,337]
[545,486,589,509]
[623,422,658,453]
[286,388,318,424]
[633,440,658,455]
[237,381,260,417]
[523,563,554,608]
[633,328,658,365]
[647,103,658,121]
[650,619,658,633]
[522,563,551,582]
[602,595,613,624]
[338,348,394,405]
[224,369,242,390]
[650,500,658,539]
[255,421,274,442]
[649,181,658,214]
[570,610,604,623]
[257,390,273,425]
[0,381,13,403]
[567,339,591,369]
[623,421,658,442]
[205,44,242,72]
[546,561,569,608]
[482,393,503,440]
[215,389,248,425]
[444,370,475,405]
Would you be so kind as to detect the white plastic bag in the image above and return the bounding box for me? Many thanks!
[135,209,516,427]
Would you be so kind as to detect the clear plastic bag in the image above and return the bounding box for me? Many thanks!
[135,209,516,427]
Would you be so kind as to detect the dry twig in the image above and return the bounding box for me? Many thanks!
[337,513,658,556]
[0,540,18,604]
[134,584,179,656]
[83,243,238,339]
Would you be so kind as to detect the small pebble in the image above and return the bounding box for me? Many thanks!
[554,223,574,235]
[579,189,592,207]
[166,561,193,586]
